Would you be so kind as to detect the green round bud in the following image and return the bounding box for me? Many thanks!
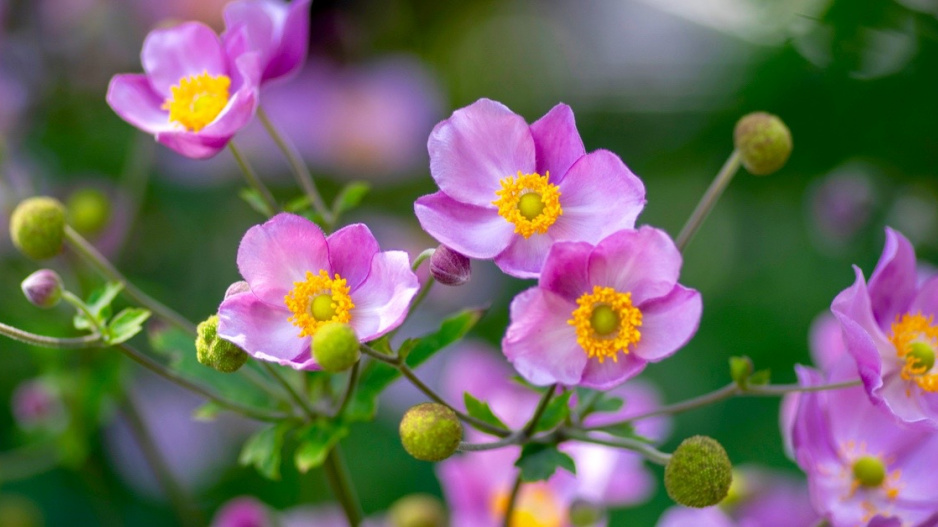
[66,188,112,236]
[569,499,605,527]
[196,315,248,373]
[665,435,733,508]
[388,494,447,527]
[312,323,360,372]
[399,403,462,462]
[10,197,67,260]
[852,455,886,488]
[733,112,792,176]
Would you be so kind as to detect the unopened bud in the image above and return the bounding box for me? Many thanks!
[21,269,63,308]
[312,323,360,372]
[665,435,733,508]
[10,197,67,260]
[733,112,792,176]
[429,246,471,286]
[196,315,249,373]
[388,494,447,527]
[66,188,111,236]
[399,403,462,462]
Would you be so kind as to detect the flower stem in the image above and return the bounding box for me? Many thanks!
[560,429,672,465]
[411,248,435,272]
[502,473,523,527]
[745,379,861,395]
[675,149,741,252]
[324,446,363,527]
[62,291,104,335]
[521,384,559,438]
[64,226,197,335]
[334,361,361,418]
[228,142,278,217]
[256,106,333,226]
[260,362,317,420]
[0,320,101,349]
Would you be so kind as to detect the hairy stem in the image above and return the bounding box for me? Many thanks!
[0,320,101,349]
[675,149,741,252]
[228,142,278,217]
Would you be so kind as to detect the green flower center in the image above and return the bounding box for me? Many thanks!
[852,456,886,488]
[589,304,619,336]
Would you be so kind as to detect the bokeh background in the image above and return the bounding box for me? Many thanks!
[0,0,937,525]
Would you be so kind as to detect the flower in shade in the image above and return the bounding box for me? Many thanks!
[502,227,701,388]
[222,0,311,85]
[831,227,938,426]
[414,98,646,278]
[107,22,261,159]
[217,213,419,371]
[211,496,272,527]
[789,362,938,526]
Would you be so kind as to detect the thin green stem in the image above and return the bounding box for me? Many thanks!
[228,142,278,217]
[561,429,672,465]
[411,248,435,272]
[324,446,363,527]
[0,320,101,349]
[675,149,741,252]
[521,384,559,438]
[459,433,525,452]
[260,362,317,421]
[334,360,361,418]
[502,473,523,527]
[257,106,332,225]
[64,226,197,335]
[62,291,104,335]
[745,379,861,396]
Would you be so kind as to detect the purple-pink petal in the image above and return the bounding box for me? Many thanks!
[831,266,890,403]
[579,352,647,390]
[538,241,593,301]
[217,291,309,366]
[632,285,702,362]
[236,213,330,307]
[868,228,918,326]
[141,22,228,97]
[587,227,682,305]
[493,230,556,279]
[326,224,380,291]
[910,274,938,317]
[414,191,514,259]
[223,0,311,84]
[106,74,175,134]
[428,98,535,207]
[347,251,418,342]
[529,103,585,180]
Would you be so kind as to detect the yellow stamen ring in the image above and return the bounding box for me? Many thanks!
[568,285,642,363]
[890,312,938,393]
[492,171,562,238]
[162,71,231,132]
[284,270,354,338]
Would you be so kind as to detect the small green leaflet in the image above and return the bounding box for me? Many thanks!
[464,392,507,431]
[239,422,290,480]
[515,444,576,482]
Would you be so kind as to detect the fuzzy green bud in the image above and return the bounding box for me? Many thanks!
[10,197,66,260]
[312,323,360,372]
[388,494,447,527]
[665,435,733,508]
[399,403,462,462]
[66,188,111,236]
[196,315,248,373]
[733,112,792,176]
[21,269,63,308]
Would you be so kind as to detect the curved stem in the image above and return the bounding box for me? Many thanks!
[561,429,672,466]
[0,320,101,349]
[411,248,435,272]
[675,149,741,252]
[64,226,197,336]
[324,446,363,527]
[228,142,278,217]
[62,291,105,335]
[502,473,523,527]
[459,433,525,452]
[261,362,317,420]
[334,361,361,418]
[521,384,559,438]
[745,379,861,395]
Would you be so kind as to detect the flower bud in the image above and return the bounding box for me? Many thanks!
[12,379,66,432]
[399,403,462,462]
[312,323,361,372]
[66,188,111,236]
[10,197,67,260]
[196,315,249,373]
[733,112,792,176]
[388,494,447,527]
[429,246,471,286]
[20,269,63,308]
[665,435,733,508]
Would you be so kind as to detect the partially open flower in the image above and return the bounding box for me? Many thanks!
[222,0,311,86]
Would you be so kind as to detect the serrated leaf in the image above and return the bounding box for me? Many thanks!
[73,282,123,331]
[239,423,290,480]
[332,182,370,216]
[463,393,507,430]
[105,308,151,344]
[515,444,576,482]
[533,390,572,432]
[192,401,222,421]
[294,421,349,473]
[239,188,274,217]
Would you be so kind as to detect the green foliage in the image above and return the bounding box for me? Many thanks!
[533,390,572,432]
[238,188,275,217]
[515,444,576,482]
[463,392,507,431]
[105,308,151,345]
[72,282,123,331]
[239,423,291,480]
[294,420,349,473]
[332,182,370,218]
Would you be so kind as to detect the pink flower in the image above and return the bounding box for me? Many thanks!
[502,227,701,388]
[107,22,261,159]
[217,213,419,371]
[222,0,312,85]
[414,98,646,278]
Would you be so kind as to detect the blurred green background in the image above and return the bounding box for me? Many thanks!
[0,0,937,525]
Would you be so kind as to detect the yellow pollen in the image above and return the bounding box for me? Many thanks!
[491,483,562,527]
[492,171,562,238]
[161,71,231,132]
[568,285,642,363]
[889,312,938,393]
[284,270,354,338]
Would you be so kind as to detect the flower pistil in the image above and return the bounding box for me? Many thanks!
[568,285,642,363]
[890,313,938,393]
[284,270,354,338]
[162,71,231,131]
[492,171,562,238]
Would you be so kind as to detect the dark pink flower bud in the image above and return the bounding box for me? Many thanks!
[430,246,471,286]
[20,269,63,308]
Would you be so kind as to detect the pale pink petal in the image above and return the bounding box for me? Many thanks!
[142,22,227,97]
[494,231,554,279]
[326,224,380,291]
[579,352,647,390]
[106,74,175,134]
[414,192,514,259]
[217,291,309,366]
[910,275,938,317]
[348,251,419,341]
[868,227,918,326]
[587,227,681,305]
[529,103,585,180]
[632,285,702,362]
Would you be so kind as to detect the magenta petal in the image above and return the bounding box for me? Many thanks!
[264,0,311,82]
[217,291,309,366]
[587,227,681,304]
[502,288,586,386]
[326,224,380,291]
[493,231,555,279]
[414,192,514,259]
[868,227,918,326]
[538,241,593,302]
[142,22,227,97]
[198,53,261,138]
[529,103,585,180]
[106,74,174,134]
[428,98,535,207]
[831,266,890,403]
[579,352,647,390]
[633,285,702,362]
[236,213,330,307]
[224,0,311,84]
[911,275,938,317]
[348,251,419,341]
[154,131,235,160]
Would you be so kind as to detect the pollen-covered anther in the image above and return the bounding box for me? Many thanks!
[568,286,642,363]
[162,71,231,132]
[889,313,938,392]
[284,270,354,338]
[492,171,562,238]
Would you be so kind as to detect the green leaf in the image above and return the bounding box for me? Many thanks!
[332,182,370,216]
[533,390,572,432]
[463,393,507,430]
[105,308,151,344]
[294,421,349,473]
[239,188,274,217]
[73,282,123,331]
[192,402,222,422]
[515,444,576,482]
[239,423,290,480]
[404,308,483,367]
[748,369,771,386]
[729,356,754,387]
[592,396,624,414]
[285,195,311,213]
